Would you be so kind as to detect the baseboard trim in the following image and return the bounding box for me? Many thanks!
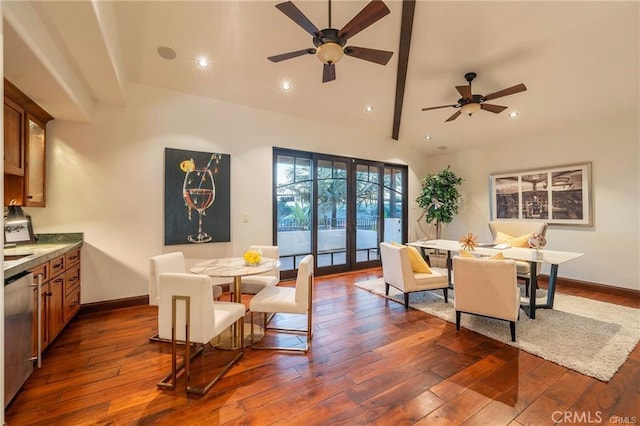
[538,274,639,298]
[79,295,149,315]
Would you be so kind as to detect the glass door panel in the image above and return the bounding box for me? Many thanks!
[354,163,382,267]
[316,159,348,272]
[275,154,313,279]
[383,167,404,243]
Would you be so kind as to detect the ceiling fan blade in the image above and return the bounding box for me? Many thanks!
[483,83,527,101]
[445,110,462,122]
[338,0,390,40]
[480,103,508,114]
[422,104,457,111]
[456,85,472,100]
[344,46,393,65]
[268,48,316,63]
[275,1,321,37]
[323,63,336,83]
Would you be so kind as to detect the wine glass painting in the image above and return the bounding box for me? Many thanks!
[164,148,231,245]
[183,167,215,242]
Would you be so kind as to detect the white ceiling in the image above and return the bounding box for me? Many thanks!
[3,1,639,156]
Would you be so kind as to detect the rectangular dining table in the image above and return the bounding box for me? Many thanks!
[408,240,584,319]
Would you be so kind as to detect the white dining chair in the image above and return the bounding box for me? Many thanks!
[149,252,222,342]
[249,254,313,352]
[156,272,245,394]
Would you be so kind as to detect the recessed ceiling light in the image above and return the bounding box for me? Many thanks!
[365,105,374,113]
[424,135,432,140]
[197,57,209,68]
[281,81,291,90]
[509,111,519,118]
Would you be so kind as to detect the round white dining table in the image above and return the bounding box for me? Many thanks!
[190,257,281,303]
[190,257,281,347]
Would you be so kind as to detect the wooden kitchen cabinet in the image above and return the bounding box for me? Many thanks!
[4,96,25,176]
[24,115,47,206]
[4,79,53,207]
[30,248,81,358]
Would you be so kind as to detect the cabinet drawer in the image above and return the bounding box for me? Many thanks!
[65,265,80,295]
[30,263,49,283]
[65,249,80,266]
[64,286,81,323]
[49,255,65,278]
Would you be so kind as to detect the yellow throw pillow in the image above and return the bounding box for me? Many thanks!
[495,231,513,244]
[391,242,432,273]
[406,245,432,273]
[495,231,532,248]
[459,250,475,258]
[489,252,505,260]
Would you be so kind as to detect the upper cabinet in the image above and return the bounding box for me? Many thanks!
[4,79,53,207]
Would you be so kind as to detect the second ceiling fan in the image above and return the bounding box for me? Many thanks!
[422,72,527,122]
[268,0,394,83]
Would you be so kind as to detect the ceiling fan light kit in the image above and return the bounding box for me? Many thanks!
[268,0,393,83]
[316,41,344,64]
[460,102,481,116]
[422,72,527,122]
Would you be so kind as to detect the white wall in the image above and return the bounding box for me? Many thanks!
[426,116,639,290]
[25,82,638,303]
[27,82,428,303]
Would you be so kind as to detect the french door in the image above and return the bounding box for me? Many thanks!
[274,148,407,279]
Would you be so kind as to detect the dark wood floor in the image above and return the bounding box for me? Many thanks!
[5,268,639,425]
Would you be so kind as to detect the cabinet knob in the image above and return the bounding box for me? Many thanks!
[46,292,53,297]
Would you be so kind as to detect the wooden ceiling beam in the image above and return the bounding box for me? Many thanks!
[391,0,416,140]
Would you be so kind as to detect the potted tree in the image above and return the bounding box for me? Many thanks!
[416,166,463,241]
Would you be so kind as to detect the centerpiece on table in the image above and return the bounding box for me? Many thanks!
[459,232,479,251]
[243,248,263,266]
[528,233,547,259]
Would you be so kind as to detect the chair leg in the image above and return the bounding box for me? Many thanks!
[251,311,311,353]
[510,321,516,342]
[385,282,390,296]
[157,295,191,390]
[443,288,448,303]
[455,311,461,330]
[186,343,243,395]
[403,292,409,308]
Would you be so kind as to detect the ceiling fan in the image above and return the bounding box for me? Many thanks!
[267,0,393,83]
[421,72,527,122]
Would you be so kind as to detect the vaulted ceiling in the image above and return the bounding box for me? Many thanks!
[3,1,638,156]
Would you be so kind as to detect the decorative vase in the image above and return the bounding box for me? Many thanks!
[243,248,263,266]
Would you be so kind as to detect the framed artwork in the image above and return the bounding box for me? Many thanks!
[164,148,231,245]
[4,215,35,245]
[490,162,592,226]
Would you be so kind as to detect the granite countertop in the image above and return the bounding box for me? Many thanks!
[4,233,84,281]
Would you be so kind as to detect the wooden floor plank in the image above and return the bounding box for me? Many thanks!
[4,267,639,426]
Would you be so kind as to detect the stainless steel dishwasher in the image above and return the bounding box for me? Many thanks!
[4,271,34,407]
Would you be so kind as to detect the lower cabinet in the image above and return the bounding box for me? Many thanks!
[30,248,81,358]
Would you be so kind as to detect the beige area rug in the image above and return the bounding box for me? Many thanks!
[354,278,640,382]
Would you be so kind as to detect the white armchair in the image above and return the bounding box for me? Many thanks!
[488,221,547,295]
[379,242,448,309]
[453,256,521,342]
